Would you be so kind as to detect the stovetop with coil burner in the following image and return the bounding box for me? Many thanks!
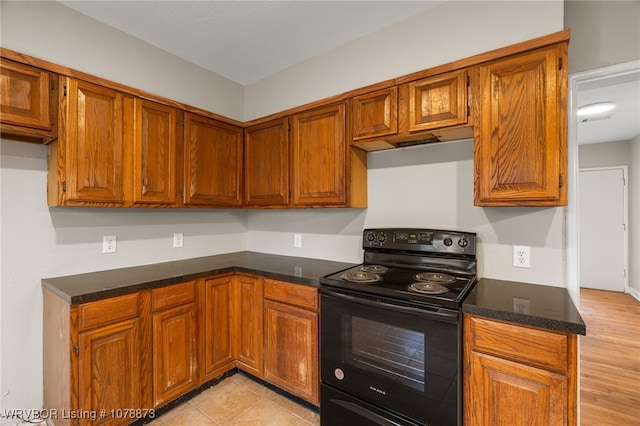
[320,228,478,309]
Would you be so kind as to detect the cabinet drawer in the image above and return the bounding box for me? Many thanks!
[264,279,318,312]
[466,315,569,371]
[78,292,140,331]
[152,281,196,311]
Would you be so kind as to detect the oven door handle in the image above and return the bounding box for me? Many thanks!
[330,398,409,426]
[323,289,459,322]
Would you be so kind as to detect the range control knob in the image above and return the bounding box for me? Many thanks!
[458,238,469,248]
[443,237,453,246]
[377,233,388,244]
[366,232,376,243]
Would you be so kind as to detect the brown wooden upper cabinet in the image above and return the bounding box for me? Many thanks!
[0,58,58,143]
[473,43,568,206]
[351,87,398,141]
[49,77,129,206]
[351,69,471,151]
[291,102,348,206]
[133,98,178,206]
[183,113,243,207]
[244,118,290,207]
[406,69,468,132]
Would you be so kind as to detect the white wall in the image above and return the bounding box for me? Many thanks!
[0,0,566,417]
[579,139,639,298]
[565,0,640,74]
[248,140,566,286]
[0,1,244,120]
[631,135,640,298]
[246,0,566,287]
[244,0,564,120]
[0,1,248,417]
[0,140,248,417]
[579,140,632,168]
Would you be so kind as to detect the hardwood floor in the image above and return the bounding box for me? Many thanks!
[579,288,640,425]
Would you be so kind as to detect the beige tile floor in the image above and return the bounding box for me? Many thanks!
[148,374,320,426]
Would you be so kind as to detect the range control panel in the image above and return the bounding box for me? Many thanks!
[363,228,476,256]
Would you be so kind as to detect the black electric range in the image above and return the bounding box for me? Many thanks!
[320,228,477,309]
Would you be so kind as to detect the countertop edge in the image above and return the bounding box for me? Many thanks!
[41,252,356,305]
[462,278,586,336]
[462,304,586,335]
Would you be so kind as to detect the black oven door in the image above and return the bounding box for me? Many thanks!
[320,288,460,426]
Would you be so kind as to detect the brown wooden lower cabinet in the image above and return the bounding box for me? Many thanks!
[43,274,316,426]
[151,281,198,407]
[44,289,153,426]
[200,275,236,382]
[463,314,577,426]
[235,274,264,376]
[263,279,319,405]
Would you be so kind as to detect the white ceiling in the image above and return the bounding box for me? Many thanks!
[577,70,640,145]
[57,0,639,145]
[58,0,444,85]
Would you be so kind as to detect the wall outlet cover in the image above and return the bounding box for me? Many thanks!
[173,233,184,248]
[103,235,117,254]
[513,245,530,268]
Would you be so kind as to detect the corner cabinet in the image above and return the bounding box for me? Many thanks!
[200,275,237,382]
[463,315,577,426]
[183,113,243,207]
[0,58,58,143]
[234,274,264,376]
[472,43,568,206]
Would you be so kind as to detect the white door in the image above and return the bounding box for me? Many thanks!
[579,167,627,292]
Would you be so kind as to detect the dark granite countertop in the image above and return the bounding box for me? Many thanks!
[42,251,357,304]
[463,278,586,335]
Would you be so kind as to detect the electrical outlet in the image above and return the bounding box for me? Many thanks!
[173,233,184,248]
[103,235,117,253]
[294,233,302,248]
[513,245,530,268]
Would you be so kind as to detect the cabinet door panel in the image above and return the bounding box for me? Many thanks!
[78,319,142,426]
[235,275,263,375]
[264,299,318,405]
[152,303,197,407]
[201,276,236,381]
[133,99,177,205]
[0,58,51,130]
[351,87,398,140]
[466,351,567,426]
[291,103,346,206]
[474,45,567,206]
[244,118,289,206]
[62,78,126,204]
[408,69,467,131]
[184,114,242,206]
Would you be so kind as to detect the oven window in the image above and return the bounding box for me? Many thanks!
[347,316,425,392]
